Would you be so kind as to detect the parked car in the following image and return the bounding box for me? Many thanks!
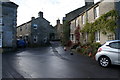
[17,39,26,48]
[95,40,120,67]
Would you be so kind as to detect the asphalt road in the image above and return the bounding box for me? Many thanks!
[2,41,120,79]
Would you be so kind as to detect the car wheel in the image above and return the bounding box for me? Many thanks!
[98,56,111,68]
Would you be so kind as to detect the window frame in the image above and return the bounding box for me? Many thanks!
[94,6,99,19]
[71,34,74,41]
[108,35,114,40]
[20,27,22,31]
[95,31,100,42]
[33,24,38,29]
[81,14,86,24]
[33,35,38,43]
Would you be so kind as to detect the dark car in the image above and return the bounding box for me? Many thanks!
[17,40,26,48]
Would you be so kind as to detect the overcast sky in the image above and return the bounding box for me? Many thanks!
[9,0,101,26]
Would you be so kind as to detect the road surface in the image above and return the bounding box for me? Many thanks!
[2,41,120,79]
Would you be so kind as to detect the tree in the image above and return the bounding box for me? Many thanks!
[62,21,70,45]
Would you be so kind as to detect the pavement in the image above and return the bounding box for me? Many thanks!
[2,41,120,79]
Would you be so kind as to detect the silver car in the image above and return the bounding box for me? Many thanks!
[95,40,120,67]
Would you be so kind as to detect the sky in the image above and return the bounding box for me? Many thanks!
[9,0,101,26]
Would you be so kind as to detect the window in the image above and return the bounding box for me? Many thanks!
[71,34,74,40]
[0,33,2,47]
[81,14,86,24]
[26,26,28,29]
[25,36,28,42]
[85,32,88,41]
[86,12,88,21]
[70,25,73,31]
[108,35,114,40]
[95,31,100,42]
[76,18,79,27]
[94,6,99,19]
[33,24,38,29]
[33,35,38,43]
[109,42,120,49]
[0,18,2,24]
[20,27,22,31]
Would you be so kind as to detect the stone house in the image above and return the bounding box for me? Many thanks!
[54,19,63,40]
[64,0,94,22]
[17,11,55,47]
[62,0,94,44]
[70,0,120,44]
[0,1,18,53]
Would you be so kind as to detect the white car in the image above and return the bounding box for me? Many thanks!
[95,40,120,67]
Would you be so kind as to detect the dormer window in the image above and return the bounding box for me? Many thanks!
[33,24,38,29]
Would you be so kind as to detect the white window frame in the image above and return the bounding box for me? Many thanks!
[70,20,75,33]
[95,31,100,42]
[33,24,38,29]
[0,33,2,48]
[94,6,99,19]
[76,18,79,27]
[70,34,74,41]
[33,35,38,43]
[82,14,86,24]
[86,32,88,41]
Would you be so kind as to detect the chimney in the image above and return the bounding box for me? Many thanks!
[62,17,66,24]
[57,19,60,25]
[85,0,94,6]
[31,17,35,20]
[38,11,43,18]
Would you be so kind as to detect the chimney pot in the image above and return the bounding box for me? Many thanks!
[85,0,94,6]
[31,17,35,20]
[57,19,60,25]
[38,11,43,18]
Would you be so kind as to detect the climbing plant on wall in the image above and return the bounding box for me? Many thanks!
[81,10,119,42]
[74,25,80,42]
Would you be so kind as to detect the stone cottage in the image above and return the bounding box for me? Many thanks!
[0,1,18,53]
[17,11,55,47]
[62,0,94,45]
[54,19,63,40]
[70,0,120,44]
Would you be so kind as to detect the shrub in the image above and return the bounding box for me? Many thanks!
[76,42,101,57]
[90,42,101,56]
